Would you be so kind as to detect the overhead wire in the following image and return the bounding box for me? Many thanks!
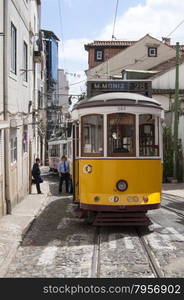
[93,6,184,79]
[57,0,66,69]
[166,19,184,38]
[55,80,86,91]
[112,0,119,40]
[107,25,184,75]
[69,80,86,86]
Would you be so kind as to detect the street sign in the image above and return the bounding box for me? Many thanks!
[87,80,152,98]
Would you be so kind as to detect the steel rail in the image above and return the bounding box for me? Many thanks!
[161,193,184,217]
[136,228,164,278]
[161,205,184,218]
[91,227,100,278]
[162,192,184,200]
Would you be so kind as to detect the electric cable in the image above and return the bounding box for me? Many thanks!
[57,0,66,68]
[166,19,184,38]
[112,0,119,40]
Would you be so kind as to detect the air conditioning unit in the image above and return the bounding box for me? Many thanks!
[34,50,42,62]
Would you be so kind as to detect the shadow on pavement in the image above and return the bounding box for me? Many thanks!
[21,194,92,247]
[23,173,156,248]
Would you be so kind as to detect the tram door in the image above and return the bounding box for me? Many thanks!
[72,123,79,202]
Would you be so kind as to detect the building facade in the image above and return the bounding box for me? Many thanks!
[84,40,136,70]
[57,69,69,119]
[0,0,9,217]
[42,30,59,141]
[85,35,178,81]
[0,0,43,217]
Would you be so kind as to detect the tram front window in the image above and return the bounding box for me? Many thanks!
[139,114,159,156]
[108,113,135,156]
[81,114,103,156]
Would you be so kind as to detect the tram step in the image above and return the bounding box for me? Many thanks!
[93,212,151,226]
[94,212,147,218]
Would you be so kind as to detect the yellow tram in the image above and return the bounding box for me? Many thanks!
[71,92,163,226]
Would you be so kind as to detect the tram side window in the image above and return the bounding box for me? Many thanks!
[63,144,67,156]
[67,141,72,159]
[49,145,60,157]
[76,124,79,157]
[107,113,135,156]
[81,115,103,156]
[139,114,159,156]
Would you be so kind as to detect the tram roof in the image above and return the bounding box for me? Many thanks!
[73,92,162,110]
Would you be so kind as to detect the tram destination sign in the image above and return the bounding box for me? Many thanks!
[87,80,152,98]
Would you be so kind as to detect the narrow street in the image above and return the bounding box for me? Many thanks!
[4,174,184,278]
[1,2,184,299]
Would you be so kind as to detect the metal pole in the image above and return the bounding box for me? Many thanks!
[173,42,180,180]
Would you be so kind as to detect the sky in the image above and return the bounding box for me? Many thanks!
[41,0,184,95]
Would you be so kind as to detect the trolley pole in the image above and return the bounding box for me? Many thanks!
[173,42,180,180]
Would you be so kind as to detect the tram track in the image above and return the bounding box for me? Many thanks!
[91,227,101,277]
[162,192,184,200]
[91,226,165,278]
[161,192,184,218]
[161,205,184,218]
[136,227,164,278]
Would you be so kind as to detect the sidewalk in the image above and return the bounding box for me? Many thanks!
[162,182,184,197]
[0,167,50,277]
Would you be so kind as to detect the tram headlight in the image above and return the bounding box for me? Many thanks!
[116,180,128,192]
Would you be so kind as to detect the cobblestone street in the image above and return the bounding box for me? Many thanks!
[4,174,184,278]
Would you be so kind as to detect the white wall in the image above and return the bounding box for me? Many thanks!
[152,62,184,162]
[152,63,184,90]
[7,0,30,115]
[152,94,170,111]
[0,130,5,217]
[0,0,5,217]
[3,0,41,210]
[58,69,69,106]
[0,0,4,121]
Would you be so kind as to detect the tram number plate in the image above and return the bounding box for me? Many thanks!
[117,106,126,111]
[127,196,140,202]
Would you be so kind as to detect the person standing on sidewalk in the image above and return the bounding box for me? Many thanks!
[32,158,43,194]
[58,155,70,194]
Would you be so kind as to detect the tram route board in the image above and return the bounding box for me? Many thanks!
[87,80,152,98]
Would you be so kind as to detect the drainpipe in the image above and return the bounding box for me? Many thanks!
[173,42,180,181]
[3,0,11,214]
